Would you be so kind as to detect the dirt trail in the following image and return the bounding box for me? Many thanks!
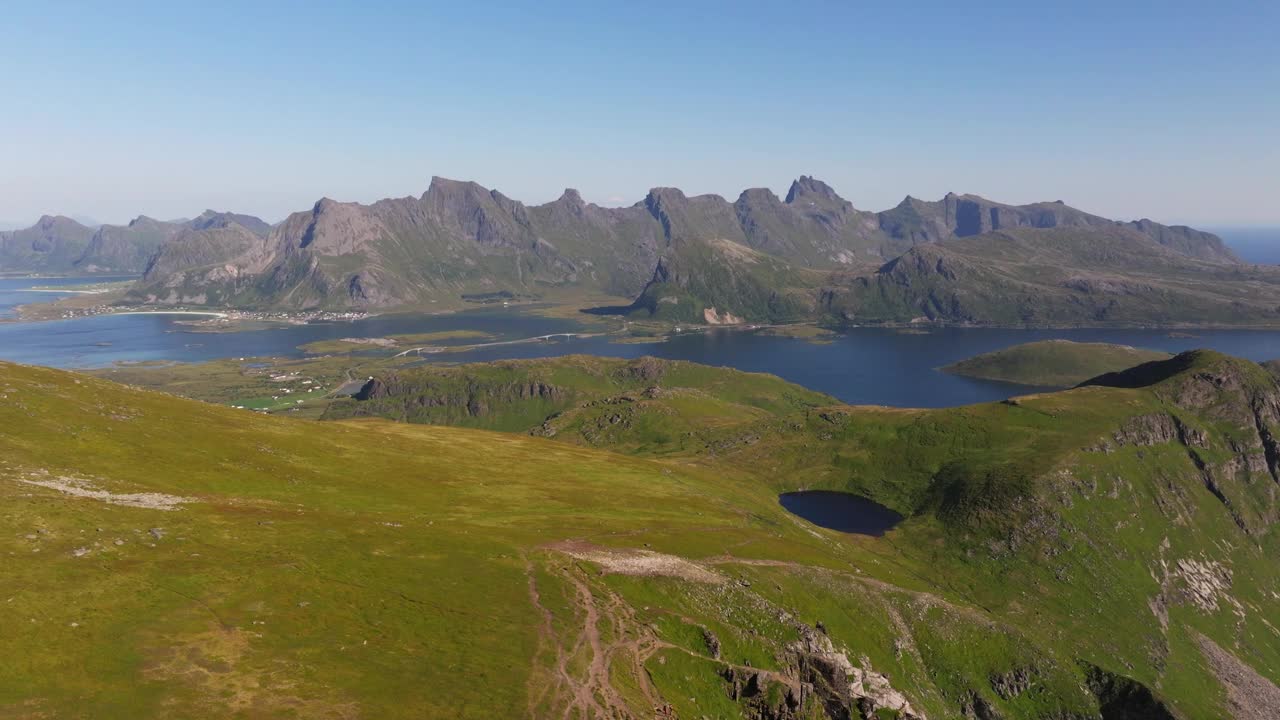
[524,554,673,719]
[706,553,992,623]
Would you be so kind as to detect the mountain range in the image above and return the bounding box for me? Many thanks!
[6,176,1272,327]
[0,210,270,275]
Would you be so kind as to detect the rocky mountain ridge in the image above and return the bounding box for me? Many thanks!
[120,175,1239,315]
[0,210,270,275]
[4,176,1251,327]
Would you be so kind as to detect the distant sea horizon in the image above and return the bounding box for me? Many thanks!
[1211,226,1280,265]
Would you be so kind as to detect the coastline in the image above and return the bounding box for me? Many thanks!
[17,288,113,294]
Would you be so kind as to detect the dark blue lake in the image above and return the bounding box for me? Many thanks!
[6,277,1280,407]
[779,491,904,536]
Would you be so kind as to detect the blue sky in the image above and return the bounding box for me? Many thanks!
[2,0,1277,226]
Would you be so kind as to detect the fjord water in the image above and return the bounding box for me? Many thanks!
[778,491,904,536]
[0,276,135,318]
[0,305,580,369]
[8,272,1280,407]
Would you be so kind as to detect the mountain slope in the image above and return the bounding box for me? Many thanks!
[0,215,95,273]
[820,226,1280,326]
[886,193,1237,263]
[4,352,1280,717]
[76,216,183,273]
[185,209,271,237]
[325,351,1280,718]
[0,211,270,275]
[128,180,668,308]
[627,236,826,323]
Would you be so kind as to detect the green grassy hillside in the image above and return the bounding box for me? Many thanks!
[4,352,1280,718]
[941,340,1172,388]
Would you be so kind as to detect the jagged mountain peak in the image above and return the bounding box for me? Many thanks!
[556,188,585,207]
[785,175,841,204]
[35,214,82,229]
[302,196,368,224]
[422,177,522,216]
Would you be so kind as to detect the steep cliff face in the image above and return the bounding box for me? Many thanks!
[735,181,889,266]
[134,223,273,305]
[917,193,1237,263]
[1127,218,1234,262]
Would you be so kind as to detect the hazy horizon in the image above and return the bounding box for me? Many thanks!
[3,1,1277,227]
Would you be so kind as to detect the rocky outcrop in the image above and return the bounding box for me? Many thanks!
[704,306,744,325]
[1112,413,1200,447]
[786,624,924,720]
[612,356,668,384]
[1091,353,1280,532]
[719,667,805,720]
[1083,664,1176,720]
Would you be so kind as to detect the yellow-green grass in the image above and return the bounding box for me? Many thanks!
[298,330,494,355]
[752,323,839,342]
[2,350,1278,717]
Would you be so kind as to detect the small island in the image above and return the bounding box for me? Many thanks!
[941,339,1171,388]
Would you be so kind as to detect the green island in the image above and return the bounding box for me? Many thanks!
[297,330,496,355]
[5,349,1277,718]
[941,340,1173,388]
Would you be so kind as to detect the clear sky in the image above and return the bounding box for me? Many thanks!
[2,0,1277,227]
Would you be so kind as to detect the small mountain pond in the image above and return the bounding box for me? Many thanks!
[778,490,904,536]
